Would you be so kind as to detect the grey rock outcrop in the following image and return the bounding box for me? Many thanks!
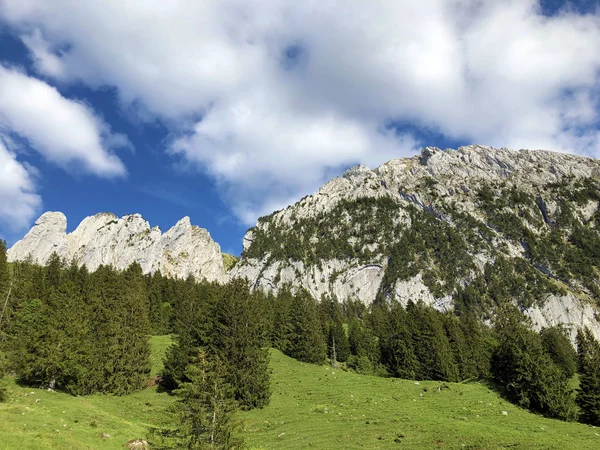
[8,212,227,283]
[233,145,600,341]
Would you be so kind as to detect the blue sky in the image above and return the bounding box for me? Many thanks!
[1,1,599,254]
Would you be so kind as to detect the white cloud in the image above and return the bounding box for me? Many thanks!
[3,0,600,223]
[21,29,66,78]
[0,139,41,235]
[0,65,127,177]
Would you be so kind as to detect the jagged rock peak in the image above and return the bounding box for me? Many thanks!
[410,145,600,183]
[8,211,227,283]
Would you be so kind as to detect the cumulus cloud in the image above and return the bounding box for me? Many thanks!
[0,139,41,235]
[0,65,127,177]
[3,0,600,222]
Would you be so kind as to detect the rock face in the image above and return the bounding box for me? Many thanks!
[233,145,600,340]
[8,212,227,283]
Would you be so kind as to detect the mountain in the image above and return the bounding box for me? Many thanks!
[232,145,600,339]
[7,211,227,282]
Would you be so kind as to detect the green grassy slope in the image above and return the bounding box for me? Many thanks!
[241,350,600,450]
[1,339,599,449]
[0,336,173,450]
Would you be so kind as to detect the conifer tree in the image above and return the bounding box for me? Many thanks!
[211,278,270,410]
[152,351,244,449]
[288,288,327,365]
[407,301,459,381]
[162,279,220,391]
[459,313,491,379]
[347,317,380,374]
[271,286,294,354]
[541,326,577,378]
[88,264,151,394]
[320,295,350,364]
[492,305,577,421]
[576,327,600,425]
[379,300,418,379]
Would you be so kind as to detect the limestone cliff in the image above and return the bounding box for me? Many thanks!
[233,145,600,340]
[8,212,227,283]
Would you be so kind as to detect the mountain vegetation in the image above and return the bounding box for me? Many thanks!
[5,147,600,447]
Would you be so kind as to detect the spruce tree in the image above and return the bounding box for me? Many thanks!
[459,313,492,379]
[406,302,459,381]
[0,240,8,401]
[152,351,244,449]
[492,305,577,421]
[162,279,218,391]
[212,278,270,410]
[347,317,380,374]
[288,289,327,365]
[88,264,151,394]
[379,300,418,379]
[271,287,294,354]
[541,326,577,378]
[576,327,600,425]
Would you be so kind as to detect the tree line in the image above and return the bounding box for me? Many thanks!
[3,241,600,443]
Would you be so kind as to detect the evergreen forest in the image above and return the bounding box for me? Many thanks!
[3,238,600,449]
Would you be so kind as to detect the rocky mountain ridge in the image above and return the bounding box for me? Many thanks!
[7,211,227,283]
[232,145,600,340]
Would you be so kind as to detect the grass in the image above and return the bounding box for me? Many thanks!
[0,336,174,450]
[1,338,599,449]
[241,350,600,449]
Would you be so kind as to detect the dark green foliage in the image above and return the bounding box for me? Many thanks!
[270,287,294,354]
[162,278,271,411]
[152,351,244,449]
[406,302,459,381]
[7,259,151,395]
[378,301,418,379]
[491,306,577,421]
[211,279,271,410]
[319,295,350,364]
[162,278,214,391]
[541,326,577,378]
[576,327,600,425]
[243,196,402,265]
[86,264,151,395]
[347,317,380,375]
[287,289,327,365]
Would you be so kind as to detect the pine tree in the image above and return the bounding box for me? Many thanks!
[576,327,600,425]
[406,302,459,381]
[271,286,294,354]
[459,313,492,379]
[88,264,151,394]
[492,305,577,421]
[152,351,244,449]
[320,295,350,364]
[541,326,577,378]
[379,300,418,379]
[288,289,327,365]
[162,279,221,392]
[212,278,271,410]
[347,316,380,374]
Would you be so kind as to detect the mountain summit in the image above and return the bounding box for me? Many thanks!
[232,145,600,339]
[8,211,227,282]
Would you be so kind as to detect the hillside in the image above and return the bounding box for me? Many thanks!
[1,339,599,449]
[233,145,600,339]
